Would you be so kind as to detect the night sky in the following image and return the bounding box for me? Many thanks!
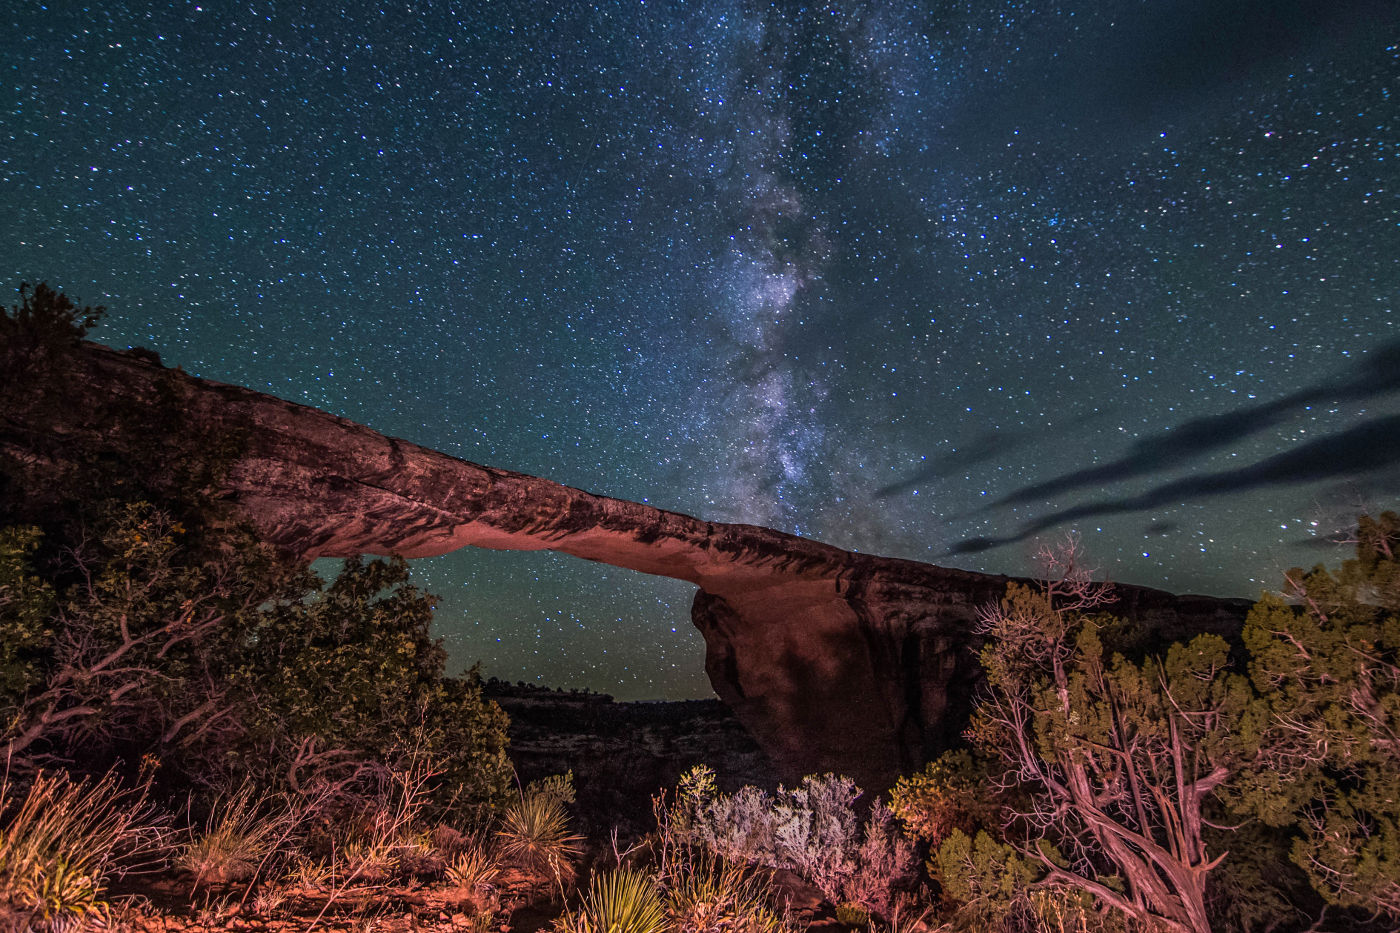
[4,1,1397,698]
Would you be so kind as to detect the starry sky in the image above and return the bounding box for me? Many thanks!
[4,1,1398,699]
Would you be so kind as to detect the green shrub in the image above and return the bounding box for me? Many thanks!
[1,287,514,817]
[890,750,1001,852]
[233,555,513,811]
[834,901,869,927]
[0,526,52,709]
[1238,511,1400,917]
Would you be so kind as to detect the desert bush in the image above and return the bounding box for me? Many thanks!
[695,784,779,866]
[834,901,870,927]
[649,769,791,933]
[933,829,1037,928]
[674,766,918,918]
[890,750,1002,853]
[0,770,167,930]
[770,773,862,899]
[840,798,918,917]
[900,536,1336,933]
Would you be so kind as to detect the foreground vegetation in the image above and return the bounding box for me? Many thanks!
[3,284,1399,932]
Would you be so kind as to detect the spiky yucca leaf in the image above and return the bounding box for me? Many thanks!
[557,867,668,933]
[497,790,583,885]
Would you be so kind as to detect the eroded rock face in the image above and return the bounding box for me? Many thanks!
[1,343,1253,788]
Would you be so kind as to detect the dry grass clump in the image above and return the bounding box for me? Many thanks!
[177,782,294,887]
[0,770,167,930]
[447,841,501,893]
[665,853,787,933]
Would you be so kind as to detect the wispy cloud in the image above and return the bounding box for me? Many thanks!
[946,413,1400,556]
[977,339,1400,514]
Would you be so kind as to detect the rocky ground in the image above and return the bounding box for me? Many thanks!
[93,868,554,933]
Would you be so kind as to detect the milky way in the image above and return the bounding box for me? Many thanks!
[3,1,1397,697]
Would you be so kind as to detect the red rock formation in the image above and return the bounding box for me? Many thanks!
[2,343,1253,788]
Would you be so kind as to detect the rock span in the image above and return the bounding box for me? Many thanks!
[3,343,1253,788]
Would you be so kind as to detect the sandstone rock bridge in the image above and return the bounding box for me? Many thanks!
[9,344,1252,789]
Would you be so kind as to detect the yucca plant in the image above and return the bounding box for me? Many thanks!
[556,867,668,933]
[0,770,166,929]
[178,782,293,887]
[444,839,503,930]
[447,844,501,893]
[498,775,583,889]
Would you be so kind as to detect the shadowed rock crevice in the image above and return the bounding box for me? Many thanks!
[1,342,1255,788]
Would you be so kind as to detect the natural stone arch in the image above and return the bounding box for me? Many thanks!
[4,343,1253,788]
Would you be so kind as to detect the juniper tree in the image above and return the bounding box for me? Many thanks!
[899,539,1266,933]
[1240,511,1400,917]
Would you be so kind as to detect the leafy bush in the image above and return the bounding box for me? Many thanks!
[933,829,1036,919]
[898,535,1358,932]
[1239,510,1400,917]
[1,285,513,818]
[0,526,52,710]
[890,750,1001,852]
[841,799,918,919]
[0,505,513,816]
[233,554,513,810]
